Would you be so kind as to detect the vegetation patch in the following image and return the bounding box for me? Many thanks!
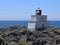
[18,41,28,45]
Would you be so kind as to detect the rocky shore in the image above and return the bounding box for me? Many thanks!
[0,25,60,45]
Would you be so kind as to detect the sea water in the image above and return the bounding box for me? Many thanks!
[0,21,60,28]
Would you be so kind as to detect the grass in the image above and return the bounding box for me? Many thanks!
[18,41,28,45]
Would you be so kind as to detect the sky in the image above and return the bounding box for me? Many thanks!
[0,0,60,21]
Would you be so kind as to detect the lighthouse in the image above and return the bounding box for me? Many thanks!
[28,8,50,31]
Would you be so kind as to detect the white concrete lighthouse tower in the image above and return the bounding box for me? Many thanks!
[28,8,50,30]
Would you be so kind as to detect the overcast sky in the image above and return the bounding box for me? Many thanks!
[0,0,60,21]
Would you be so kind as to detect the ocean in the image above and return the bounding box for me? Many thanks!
[0,21,60,28]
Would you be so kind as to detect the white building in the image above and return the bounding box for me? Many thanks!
[28,8,50,30]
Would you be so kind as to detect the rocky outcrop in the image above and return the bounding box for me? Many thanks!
[0,25,60,45]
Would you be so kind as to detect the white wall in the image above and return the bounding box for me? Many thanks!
[31,15,36,21]
[36,21,50,28]
[28,22,36,30]
[28,15,50,30]
[36,15,47,22]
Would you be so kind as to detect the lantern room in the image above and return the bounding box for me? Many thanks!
[36,8,42,16]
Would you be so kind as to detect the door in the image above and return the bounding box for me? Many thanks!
[42,24,45,29]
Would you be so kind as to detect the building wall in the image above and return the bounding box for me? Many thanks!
[28,22,36,30]
[28,15,50,30]
[36,15,47,22]
[31,15,47,22]
[31,15,36,21]
[36,21,50,29]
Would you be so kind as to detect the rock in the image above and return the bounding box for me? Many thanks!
[0,38,5,45]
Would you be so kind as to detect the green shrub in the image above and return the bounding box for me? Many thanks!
[18,41,28,45]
